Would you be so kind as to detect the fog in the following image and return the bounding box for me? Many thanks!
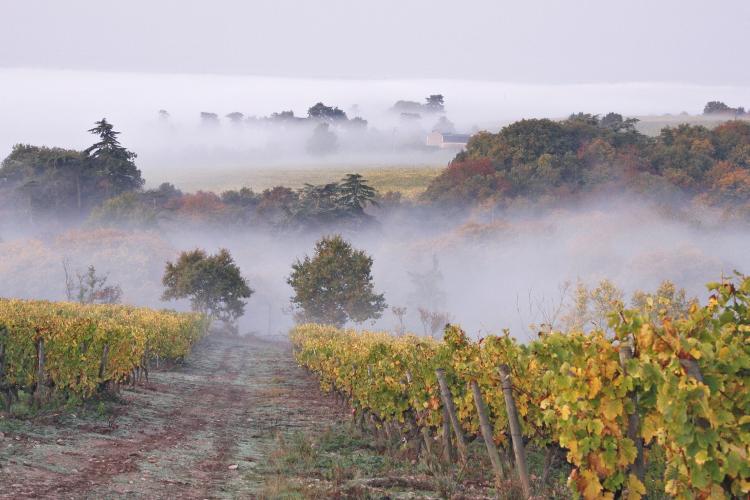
[1,192,747,340]
[2,69,749,340]
[2,68,750,190]
[3,1,749,85]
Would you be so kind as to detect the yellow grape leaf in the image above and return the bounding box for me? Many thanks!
[567,438,579,458]
[694,450,709,465]
[581,471,603,500]
[709,484,728,499]
[638,324,654,350]
[626,474,646,500]
[588,377,603,399]
[641,414,661,443]
[601,398,622,421]
[665,479,678,495]
[518,403,528,416]
[561,405,571,420]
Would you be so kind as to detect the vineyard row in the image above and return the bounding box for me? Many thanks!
[291,278,750,499]
[0,299,208,407]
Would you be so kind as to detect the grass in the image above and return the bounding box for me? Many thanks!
[633,114,750,136]
[158,164,443,199]
[255,421,579,499]
[257,427,405,499]
[256,420,673,499]
[1,388,124,421]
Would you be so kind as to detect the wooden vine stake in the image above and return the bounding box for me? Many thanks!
[34,338,47,405]
[679,358,704,383]
[618,341,645,481]
[470,379,506,486]
[0,330,8,409]
[435,368,469,463]
[441,403,456,463]
[498,364,531,498]
[98,344,110,391]
[0,329,5,382]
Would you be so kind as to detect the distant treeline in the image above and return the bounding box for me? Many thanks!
[424,113,750,216]
[2,110,750,232]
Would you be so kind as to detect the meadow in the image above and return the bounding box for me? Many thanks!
[151,164,443,199]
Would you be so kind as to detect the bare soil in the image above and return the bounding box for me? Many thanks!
[0,334,348,499]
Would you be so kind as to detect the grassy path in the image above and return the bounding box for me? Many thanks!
[0,334,347,499]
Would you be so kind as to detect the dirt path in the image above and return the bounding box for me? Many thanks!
[0,334,347,499]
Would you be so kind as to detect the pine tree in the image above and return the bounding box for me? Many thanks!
[84,118,143,196]
[338,173,378,213]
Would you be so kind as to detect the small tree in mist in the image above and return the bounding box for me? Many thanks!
[417,307,450,338]
[162,248,253,326]
[424,94,445,113]
[306,123,338,156]
[307,102,348,122]
[556,279,624,332]
[64,260,123,305]
[391,306,407,336]
[226,112,245,124]
[408,255,446,311]
[287,235,386,326]
[200,112,220,126]
[432,116,455,134]
[631,280,696,323]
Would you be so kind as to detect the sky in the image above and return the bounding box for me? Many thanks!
[1,0,749,84]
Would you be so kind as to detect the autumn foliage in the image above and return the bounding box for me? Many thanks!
[292,275,750,499]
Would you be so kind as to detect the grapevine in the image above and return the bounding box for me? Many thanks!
[0,299,208,401]
[291,276,750,499]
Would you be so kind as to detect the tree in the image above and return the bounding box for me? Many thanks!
[226,112,245,124]
[307,102,348,121]
[288,235,386,326]
[703,101,733,115]
[631,280,696,323]
[306,123,338,155]
[88,191,160,228]
[0,145,91,215]
[432,116,456,134]
[599,112,639,132]
[64,261,122,304]
[200,112,220,126]
[425,94,445,112]
[408,255,446,311]
[417,307,450,338]
[84,118,143,196]
[293,182,342,224]
[268,110,296,122]
[347,116,368,129]
[392,100,423,114]
[256,186,298,223]
[221,187,258,207]
[162,248,253,325]
[391,306,407,336]
[338,173,379,213]
[559,279,624,332]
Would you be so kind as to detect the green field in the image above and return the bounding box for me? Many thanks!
[633,113,750,136]
[161,164,444,199]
